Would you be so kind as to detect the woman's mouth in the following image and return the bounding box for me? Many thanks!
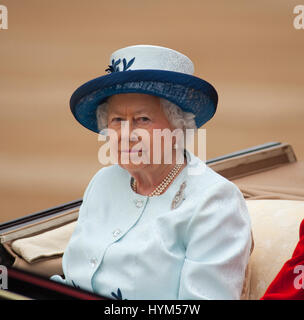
[121,149,143,153]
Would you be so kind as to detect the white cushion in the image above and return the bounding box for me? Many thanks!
[11,221,76,263]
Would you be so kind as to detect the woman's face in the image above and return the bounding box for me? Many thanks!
[106,93,176,172]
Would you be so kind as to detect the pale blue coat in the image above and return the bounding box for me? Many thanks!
[51,149,252,300]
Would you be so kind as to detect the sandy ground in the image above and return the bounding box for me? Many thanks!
[0,0,303,223]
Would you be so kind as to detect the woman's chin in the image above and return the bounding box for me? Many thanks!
[118,162,148,172]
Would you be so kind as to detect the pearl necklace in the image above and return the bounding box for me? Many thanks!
[131,163,183,197]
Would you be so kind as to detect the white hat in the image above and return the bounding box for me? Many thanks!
[70,44,218,133]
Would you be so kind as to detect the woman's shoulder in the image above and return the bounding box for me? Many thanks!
[184,154,249,218]
[185,159,251,237]
[81,164,127,202]
[92,163,124,181]
[185,165,244,214]
[185,150,241,197]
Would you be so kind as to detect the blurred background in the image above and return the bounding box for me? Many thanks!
[0,0,303,223]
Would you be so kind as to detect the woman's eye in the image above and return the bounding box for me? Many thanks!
[137,117,150,123]
[111,117,122,123]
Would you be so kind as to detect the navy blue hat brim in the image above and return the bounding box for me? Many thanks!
[70,70,218,133]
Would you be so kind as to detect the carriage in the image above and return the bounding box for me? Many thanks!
[1,141,303,300]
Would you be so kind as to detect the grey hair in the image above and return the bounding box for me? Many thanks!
[96,97,197,133]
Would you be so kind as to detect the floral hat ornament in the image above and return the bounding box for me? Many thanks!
[70,45,218,133]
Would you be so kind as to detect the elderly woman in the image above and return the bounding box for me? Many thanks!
[51,45,252,300]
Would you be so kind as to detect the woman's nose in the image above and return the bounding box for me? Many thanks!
[120,119,138,142]
[130,130,138,142]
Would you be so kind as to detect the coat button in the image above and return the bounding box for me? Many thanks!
[112,229,122,238]
[134,199,143,208]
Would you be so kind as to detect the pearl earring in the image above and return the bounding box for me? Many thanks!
[100,128,108,136]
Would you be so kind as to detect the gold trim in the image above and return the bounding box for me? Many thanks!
[0,289,32,300]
